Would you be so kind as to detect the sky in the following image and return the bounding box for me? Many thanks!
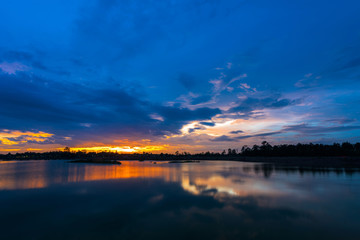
[1,0,360,153]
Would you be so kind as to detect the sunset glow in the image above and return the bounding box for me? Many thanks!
[66,145,169,153]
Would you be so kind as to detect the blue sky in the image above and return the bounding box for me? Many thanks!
[1,0,360,153]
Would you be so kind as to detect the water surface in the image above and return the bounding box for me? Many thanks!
[0,160,359,240]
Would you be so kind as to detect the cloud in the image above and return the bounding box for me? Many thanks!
[31,61,71,76]
[174,67,250,110]
[210,73,247,94]
[74,0,243,63]
[0,129,53,146]
[230,130,244,134]
[0,73,107,128]
[1,50,33,62]
[211,123,360,142]
[189,95,213,105]
[149,114,164,122]
[178,73,197,90]
[158,106,220,122]
[282,123,360,134]
[211,135,236,142]
[235,131,282,140]
[334,57,360,72]
[324,118,356,124]
[0,62,30,74]
[0,71,221,145]
[226,62,232,69]
[199,122,216,127]
[240,83,251,89]
[188,127,205,134]
[228,96,300,114]
[0,50,70,76]
[172,92,215,109]
[321,44,360,80]
[295,73,319,88]
[155,106,221,134]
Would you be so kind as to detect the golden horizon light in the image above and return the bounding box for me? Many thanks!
[61,145,169,153]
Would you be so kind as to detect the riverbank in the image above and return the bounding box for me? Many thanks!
[2,156,360,168]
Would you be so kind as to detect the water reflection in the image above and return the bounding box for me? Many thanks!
[251,163,360,178]
[0,160,359,240]
[0,161,181,190]
[1,160,359,193]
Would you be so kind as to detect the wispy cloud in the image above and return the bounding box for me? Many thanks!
[0,62,29,74]
[211,123,360,142]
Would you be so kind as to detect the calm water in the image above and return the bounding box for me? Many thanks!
[0,160,359,240]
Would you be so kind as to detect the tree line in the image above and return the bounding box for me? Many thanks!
[1,141,360,160]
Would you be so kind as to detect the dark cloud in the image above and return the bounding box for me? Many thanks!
[283,124,360,134]
[188,127,204,134]
[0,50,70,76]
[324,118,356,124]
[74,0,235,62]
[228,97,300,114]
[334,57,360,72]
[199,122,216,127]
[0,72,220,142]
[216,112,266,120]
[211,135,237,142]
[154,106,220,135]
[31,61,71,76]
[230,130,244,134]
[235,131,282,140]
[178,73,197,91]
[1,50,33,62]
[189,95,213,105]
[187,122,214,134]
[212,123,360,142]
[322,44,360,80]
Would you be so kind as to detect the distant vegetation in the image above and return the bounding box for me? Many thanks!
[1,141,360,161]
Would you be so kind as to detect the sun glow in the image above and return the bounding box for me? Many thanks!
[64,145,169,153]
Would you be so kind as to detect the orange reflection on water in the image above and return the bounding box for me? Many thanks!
[0,161,48,190]
[0,160,301,200]
[65,161,182,183]
[0,161,183,190]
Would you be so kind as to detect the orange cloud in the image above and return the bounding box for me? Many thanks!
[26,148,43,151]
[0,148,21,152]
[0,129,53,145]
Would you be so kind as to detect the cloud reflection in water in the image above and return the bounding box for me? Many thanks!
[0,160,359,240]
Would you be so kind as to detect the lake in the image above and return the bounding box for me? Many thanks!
[0,160,359,240]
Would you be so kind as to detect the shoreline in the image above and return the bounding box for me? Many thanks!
[1,156,360,168]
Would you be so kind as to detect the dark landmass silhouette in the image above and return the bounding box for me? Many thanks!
[1,141,360,168]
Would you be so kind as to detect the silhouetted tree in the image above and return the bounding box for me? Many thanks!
[1,142,360,161]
